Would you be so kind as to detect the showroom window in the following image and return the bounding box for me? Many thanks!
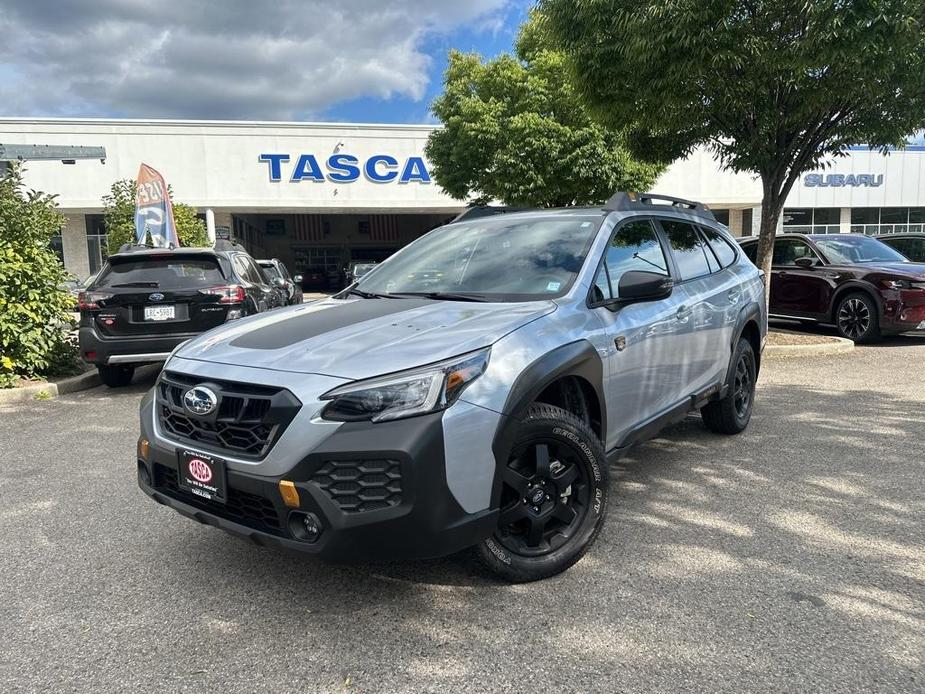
[85,215,109,274]
[782,208,840,234]
[850,207,925,235]
[49,230,64,265]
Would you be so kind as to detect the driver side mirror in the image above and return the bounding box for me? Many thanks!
[617,270,674,303]
[293,274,303,283]
[794,257,817,269]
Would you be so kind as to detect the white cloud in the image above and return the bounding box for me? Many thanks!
[0,0,510,120]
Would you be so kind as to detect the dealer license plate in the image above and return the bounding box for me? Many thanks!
[178,449,227,503]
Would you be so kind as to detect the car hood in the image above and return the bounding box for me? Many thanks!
[831,261,925,278]
[174,297,557,380]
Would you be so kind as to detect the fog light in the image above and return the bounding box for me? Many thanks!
[278,480,301,508]
[288,512,323,543]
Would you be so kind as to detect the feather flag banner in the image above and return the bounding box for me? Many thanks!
[134,163,179,248]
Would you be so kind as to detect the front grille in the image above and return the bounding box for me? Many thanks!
[153,463,282,534]
[311,459,403,513]
[157,371,301,459]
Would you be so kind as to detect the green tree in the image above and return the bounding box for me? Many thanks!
[102,178,208,250]
[0,163,75,386]
[540,0,925,288]
[425,14,664,208]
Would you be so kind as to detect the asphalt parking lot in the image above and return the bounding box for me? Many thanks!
[1,336,923,693]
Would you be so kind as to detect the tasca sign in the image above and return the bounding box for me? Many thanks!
[803,173,883,188]
[260,153,431,184]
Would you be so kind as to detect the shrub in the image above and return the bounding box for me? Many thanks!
[0,163,76,386]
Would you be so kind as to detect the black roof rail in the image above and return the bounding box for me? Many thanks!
[448,205,530,224]
[604,192,715,221]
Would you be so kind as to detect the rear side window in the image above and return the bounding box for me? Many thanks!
[886,237,925,260]
[95,256,224,289]
[659,220,714,280]
[700,226,738,268]
[593,220,670,300]
[234,255,264,284]
[260,263,282,279]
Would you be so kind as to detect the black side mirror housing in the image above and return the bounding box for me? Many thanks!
[794,257,816,268]
[617,270,674,303]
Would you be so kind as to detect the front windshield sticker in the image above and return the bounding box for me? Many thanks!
[546,281,562,292]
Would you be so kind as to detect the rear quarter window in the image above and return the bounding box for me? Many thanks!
[95,256,225,289]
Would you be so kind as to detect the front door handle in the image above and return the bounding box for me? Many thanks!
[728,288,741,303]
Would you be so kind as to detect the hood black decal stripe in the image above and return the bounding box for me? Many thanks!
[229,298,433,350]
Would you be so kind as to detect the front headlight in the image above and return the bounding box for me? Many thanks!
[320,347,490,423]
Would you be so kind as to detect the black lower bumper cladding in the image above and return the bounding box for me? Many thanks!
[139,410,498,561]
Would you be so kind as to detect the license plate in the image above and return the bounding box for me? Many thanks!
[145,305,175,321]
[178,449,227,503]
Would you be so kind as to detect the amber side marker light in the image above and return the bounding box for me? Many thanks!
[137,438,150,460]
[279,480,301,508]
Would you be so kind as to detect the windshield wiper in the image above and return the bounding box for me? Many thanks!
[390,291,489,302]
[110,281,160,288]
[341,287,400,299]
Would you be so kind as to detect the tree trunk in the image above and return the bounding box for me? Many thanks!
[755,177,785,309]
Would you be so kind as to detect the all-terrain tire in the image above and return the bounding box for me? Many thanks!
[701,337,756,435]
[476,403,609,583]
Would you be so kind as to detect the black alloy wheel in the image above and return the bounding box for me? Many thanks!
[496,440,589,557]
[476,403,608,582]
[732,351,753,419]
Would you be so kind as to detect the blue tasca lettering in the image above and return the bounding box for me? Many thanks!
[327,154,361,182]
[259,153,290,182]
[291,154,325,182]
[365,155,399,183]
[399,157,431,184]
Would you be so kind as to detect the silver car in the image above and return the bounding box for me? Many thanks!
[136,193,767,582]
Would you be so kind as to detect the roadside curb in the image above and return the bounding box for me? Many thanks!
[765,336,854,357]
[0,369,100,404]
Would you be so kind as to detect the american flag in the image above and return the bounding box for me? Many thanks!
[292,215,325,242]
[369,214,399,243]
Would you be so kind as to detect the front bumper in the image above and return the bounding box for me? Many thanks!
[137,407,498,562]
[79,325,193,366]
[881,289,925,334]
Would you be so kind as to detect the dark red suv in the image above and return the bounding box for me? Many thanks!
[739,233,925,342]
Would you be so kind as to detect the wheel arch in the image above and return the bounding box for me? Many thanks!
[828,282,883,324]
[489,340,605,507]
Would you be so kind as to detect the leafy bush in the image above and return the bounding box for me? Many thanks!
[103,178,208,250]
[0,163,76,386]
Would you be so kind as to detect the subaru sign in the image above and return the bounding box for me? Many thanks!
[259,153,431,184]
[803,173,883,188]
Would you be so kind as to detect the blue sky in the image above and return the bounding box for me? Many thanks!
[0,0,532,123]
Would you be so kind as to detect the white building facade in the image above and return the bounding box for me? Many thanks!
[3,118,924,278]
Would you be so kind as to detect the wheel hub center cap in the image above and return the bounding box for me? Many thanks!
[529,487,546,505]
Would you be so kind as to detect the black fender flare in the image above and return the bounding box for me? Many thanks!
[489,340,605,507]
[725,301,762,388]
[827,281,884,324]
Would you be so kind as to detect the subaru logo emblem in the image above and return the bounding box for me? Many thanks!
[149,292,165,302]
[183,386,217,416]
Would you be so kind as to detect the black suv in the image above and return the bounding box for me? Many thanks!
[79,241,282,387]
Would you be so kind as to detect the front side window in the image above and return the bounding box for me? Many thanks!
[356,216,601,300]
[593,220,669,300]
[260,263,282,280]
[814,235,908,264]
[772,239,820,266]
[660,219,713,280]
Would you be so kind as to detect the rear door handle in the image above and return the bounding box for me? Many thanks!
[676,305,692,322]
[728,289,741,303]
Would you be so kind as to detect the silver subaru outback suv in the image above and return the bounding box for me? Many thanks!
[137,192,767,582]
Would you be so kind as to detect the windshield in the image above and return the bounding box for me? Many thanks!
[95,256,225,289]
[814,236,908,264]
[355,216,602,300]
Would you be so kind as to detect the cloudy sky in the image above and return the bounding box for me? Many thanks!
[0,0,529,123]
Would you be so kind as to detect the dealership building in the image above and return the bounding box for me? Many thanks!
[3,117,925,279]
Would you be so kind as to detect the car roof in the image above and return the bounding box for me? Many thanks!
[877,232,925,238]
